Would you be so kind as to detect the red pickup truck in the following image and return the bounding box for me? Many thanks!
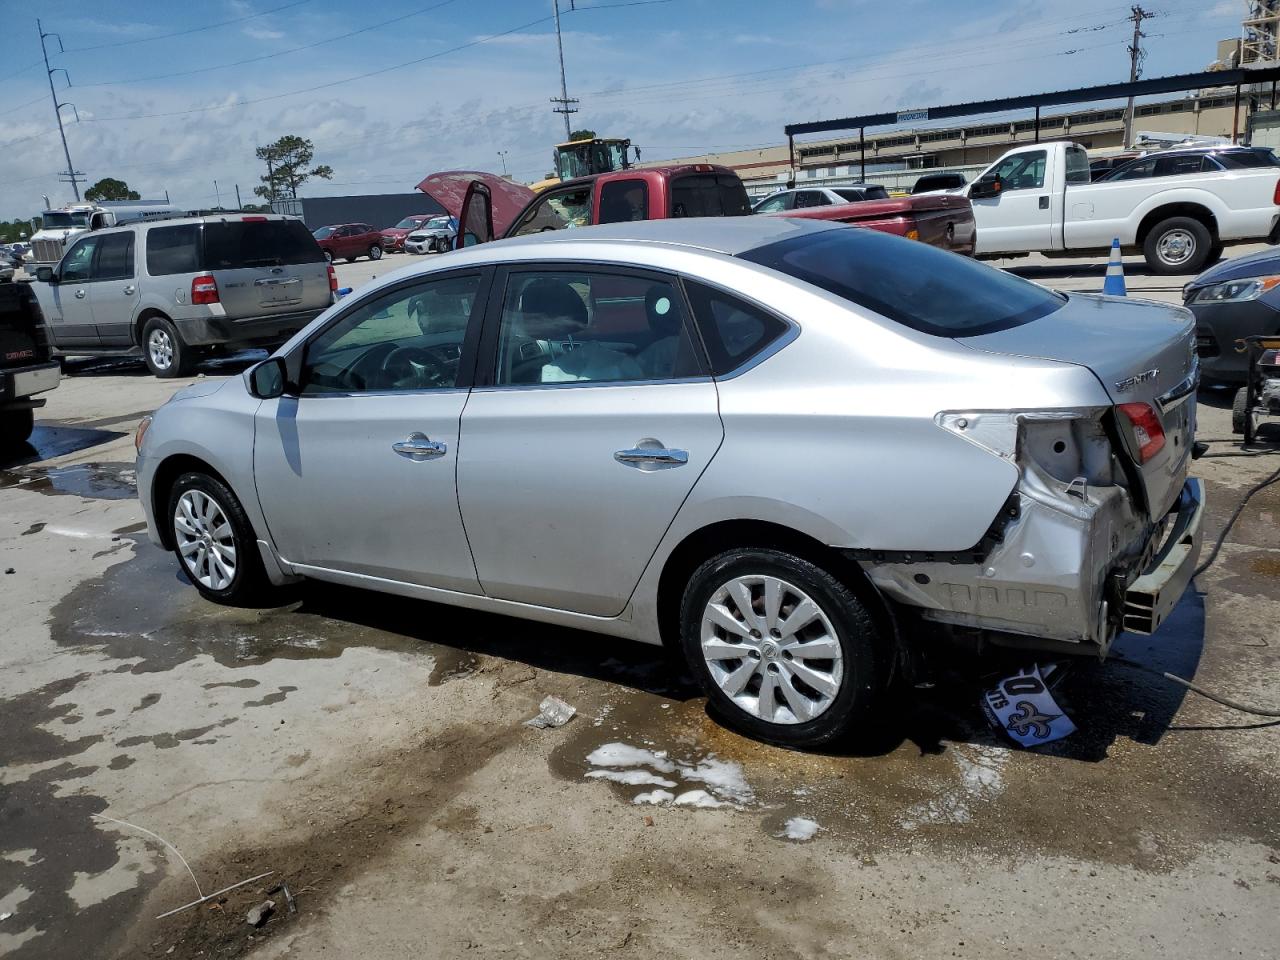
[419,165,975,254]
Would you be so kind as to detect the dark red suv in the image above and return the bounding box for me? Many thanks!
[312,223,384,263]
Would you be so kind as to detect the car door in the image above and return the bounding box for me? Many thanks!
[456,264,723,617]
[45,235,101,347]
[252,269,490,592]
[88,231,139,346]
[969,148,1053,253]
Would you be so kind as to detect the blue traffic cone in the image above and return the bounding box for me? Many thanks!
[1102,238,1127,296]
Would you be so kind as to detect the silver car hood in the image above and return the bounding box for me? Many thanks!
[959,293,1197,516]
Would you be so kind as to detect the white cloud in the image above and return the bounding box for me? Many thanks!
[243,25,285,41]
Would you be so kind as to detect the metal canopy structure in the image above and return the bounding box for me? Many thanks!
[784,64,1280,181]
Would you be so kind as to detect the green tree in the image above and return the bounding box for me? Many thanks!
[84,178,141,202]
[567,128,597,142]
[253,135,333,201]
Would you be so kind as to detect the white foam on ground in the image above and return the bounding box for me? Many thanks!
[682,758,754,803]
[586,769,677,788]
[672,790,727,809]
[632,790,675,805]
[779,817,820,841]
[586,743,677,774]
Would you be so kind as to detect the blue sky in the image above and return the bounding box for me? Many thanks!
[0,0,1245,218]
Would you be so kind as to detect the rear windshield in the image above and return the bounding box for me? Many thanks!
[204,220,324,268]
[669,174,751,218]
[835,186,889,202]
[738,227,1065,337]
[1215,149,1280,169]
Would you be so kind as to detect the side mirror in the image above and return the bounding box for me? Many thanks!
[247,357,288,399]
[970,175,1003,200]
[35,266,55,283]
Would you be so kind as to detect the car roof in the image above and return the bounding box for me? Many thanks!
[552,163,739,191]
[472,216,843,258]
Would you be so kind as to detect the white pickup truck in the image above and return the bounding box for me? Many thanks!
[960,141,1280,274]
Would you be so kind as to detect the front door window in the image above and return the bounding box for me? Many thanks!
[508,186,593,237]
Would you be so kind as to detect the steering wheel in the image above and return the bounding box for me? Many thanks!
[381,343,461,389]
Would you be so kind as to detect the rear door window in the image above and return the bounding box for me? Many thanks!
[1153,155,1212,177]
[201,219,324,268]
[94,232,135,281]
[147,225,200,276]
[670,174,751,217]
[684,280,790,376]
[738,226,1064,337]
[1215,150,1280,168]
[1107,158,1155,181]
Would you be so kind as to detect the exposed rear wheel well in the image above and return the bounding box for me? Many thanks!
[151,454,234,549]
[655,519,898,657]
[1135,204,1218,246]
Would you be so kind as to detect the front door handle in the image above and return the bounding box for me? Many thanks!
[615,442,688,471]
[392,432,447,460]
[1038,195,1050,210]
[74,289,86,299]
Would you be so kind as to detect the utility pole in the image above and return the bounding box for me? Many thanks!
[214,180,221,209]
[497,150,509,175]
[38,19,83,201]
[235,184,242,209]
[549,0,579,140]
[1121,5,1156,149]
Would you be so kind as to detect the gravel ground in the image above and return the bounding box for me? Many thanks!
[1,245,1277,960]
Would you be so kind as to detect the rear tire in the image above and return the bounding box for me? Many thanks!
[1232,386,1250,435]
[323,250,334,264]
[679,547,886,749]
[1143,217,1212,275]
[0,408,35,447]
[167,471,269,605]
[142,315,194,378]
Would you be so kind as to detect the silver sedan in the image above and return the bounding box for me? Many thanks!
[135,217,1204,747]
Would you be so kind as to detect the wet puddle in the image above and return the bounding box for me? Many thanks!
[0,461,137,500]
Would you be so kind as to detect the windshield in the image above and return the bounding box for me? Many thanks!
[312,226,336,239]
[426,216,453,229]
[394,217,425,229]
[42,211,89,229]
[738,227,1065,337]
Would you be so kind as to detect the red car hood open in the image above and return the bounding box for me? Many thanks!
[415,171,535,238]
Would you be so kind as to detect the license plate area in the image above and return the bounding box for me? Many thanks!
[255,277,302,305]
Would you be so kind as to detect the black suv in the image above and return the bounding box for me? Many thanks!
[0,282,59,446]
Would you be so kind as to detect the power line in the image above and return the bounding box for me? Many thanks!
[60,0,320,53]
[0,60,43,84]
[0,92,52,118]
[74,0,463,88]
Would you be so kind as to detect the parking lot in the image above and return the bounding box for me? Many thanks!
[2,246,1278,960]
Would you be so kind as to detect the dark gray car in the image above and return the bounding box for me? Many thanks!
[1184,246,1280,382]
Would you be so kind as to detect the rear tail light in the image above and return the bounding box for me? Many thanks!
[1117,402,1166,463]
[191,274,219,305]
[1273,178,1280,205]
[327,263,337,292]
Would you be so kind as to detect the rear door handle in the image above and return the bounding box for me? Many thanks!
[123,285,136,295]
[392,433,447,460]
[74,289,86,299]
[614,445,688,471]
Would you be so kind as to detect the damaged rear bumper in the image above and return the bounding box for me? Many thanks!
[1121,478,1204,635]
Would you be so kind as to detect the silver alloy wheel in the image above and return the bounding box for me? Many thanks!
[1156,228,1196,267]
[370,245,383,260]
[174,489,237,591]
[148,328,174,370]
[700,575,844,725]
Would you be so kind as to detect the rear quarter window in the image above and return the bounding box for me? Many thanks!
[146,224,200,276]
[202,219,324,269]
[1216,150,1280,169]
[683,280,790,375]
[738,227,1064,337]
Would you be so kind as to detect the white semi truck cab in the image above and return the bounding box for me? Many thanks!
[27,200,177,266]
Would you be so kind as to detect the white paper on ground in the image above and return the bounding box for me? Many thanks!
[524,695,576,729]
[981,663,1076,747]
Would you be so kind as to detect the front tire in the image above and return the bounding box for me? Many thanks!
[142,315,193,378]
[679,548,886,749]
[167,472,269,605]
[1143,217,1212,275]
[1232,387,1250,435]
[323,250,334,264]
[369,244,383,261]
